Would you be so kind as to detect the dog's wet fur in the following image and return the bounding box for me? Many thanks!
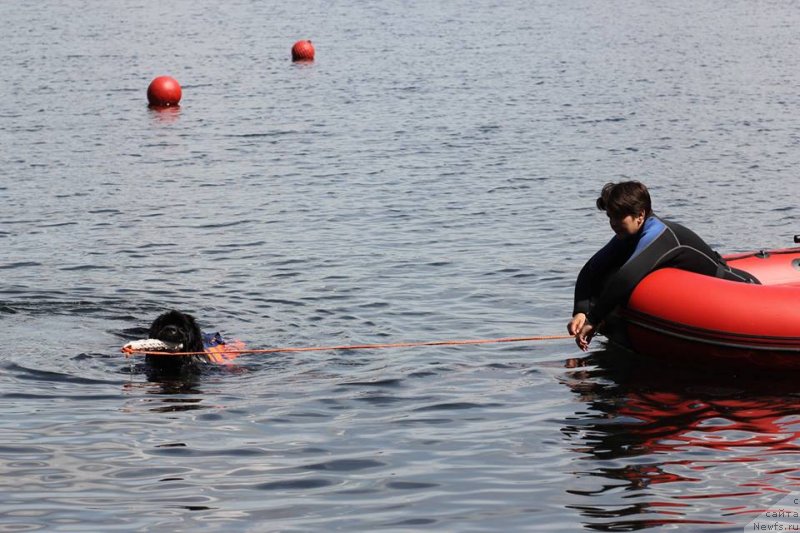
[146,310,209,374]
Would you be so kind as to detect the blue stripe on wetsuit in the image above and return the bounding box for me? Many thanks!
[626,216,667,264]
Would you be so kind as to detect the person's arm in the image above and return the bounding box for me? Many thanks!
[569,238,628,350]
[572,237,625,317]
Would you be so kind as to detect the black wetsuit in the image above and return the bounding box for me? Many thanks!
[573,215,757,326]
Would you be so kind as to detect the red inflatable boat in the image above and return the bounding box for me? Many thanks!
[616,245,800,369]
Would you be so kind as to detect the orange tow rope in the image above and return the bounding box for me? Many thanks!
[122,334,573,358]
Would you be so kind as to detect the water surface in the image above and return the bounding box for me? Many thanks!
[2,0,800,530]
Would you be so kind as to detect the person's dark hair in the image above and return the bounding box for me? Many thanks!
[596,181,652,218]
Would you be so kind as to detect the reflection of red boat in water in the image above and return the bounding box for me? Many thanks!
[563,353,800,460]
[561,352,800,530]
[613,246,800,369]
[618,390,798,452]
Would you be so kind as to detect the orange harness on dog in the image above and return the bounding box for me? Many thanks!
[204,340,247,364]
[202,332,246,364]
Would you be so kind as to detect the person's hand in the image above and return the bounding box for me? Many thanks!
[567,313,586,336]
[575,323,596,352]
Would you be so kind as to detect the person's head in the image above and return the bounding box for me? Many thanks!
[596,181,652,239]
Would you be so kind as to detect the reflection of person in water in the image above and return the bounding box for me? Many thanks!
[567,181,757,351]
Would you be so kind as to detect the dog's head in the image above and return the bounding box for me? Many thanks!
[148,310,204,352]
[145,310,206,375]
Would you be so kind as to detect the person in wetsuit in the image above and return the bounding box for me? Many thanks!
[567,181,757,351]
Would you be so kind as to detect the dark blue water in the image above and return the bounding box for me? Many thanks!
[2,0,800,530]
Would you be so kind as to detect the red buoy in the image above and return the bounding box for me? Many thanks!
[147,76,182,107]
[291,40,315,62]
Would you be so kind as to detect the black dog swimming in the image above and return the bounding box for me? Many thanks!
[146,310,210,373]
